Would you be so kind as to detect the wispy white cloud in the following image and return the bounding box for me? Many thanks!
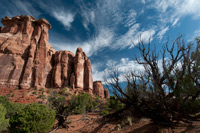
[75,0,157,55]
[50,27,114,56]
[52,10,75,30]
[0,0,41,18]
[157,26,169,39]
[114,24,156,49]
[92,58,145,81]
[171,18,179,27]
[141,0,146,4]
[123,9,137,27]
[34,0,76,30]
[92,57,171,82]
[154,0,200,26]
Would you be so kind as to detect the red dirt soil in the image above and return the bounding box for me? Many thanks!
[52,112,200,133]
[1,88,200,133]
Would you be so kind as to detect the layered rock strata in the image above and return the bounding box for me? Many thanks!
[0,15,108,98]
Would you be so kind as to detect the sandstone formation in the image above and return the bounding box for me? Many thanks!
[104,88,109,99]
[0,15,108,98]
[52,51,74,88]
[93,81,109,98]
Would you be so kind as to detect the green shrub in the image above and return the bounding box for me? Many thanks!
[0,104,9,131]
[39,88,44,92]
[68,93,97,114]
[9,103,56,133]
[100,109,109,116]
[61,88,67,95]
[48,93,71,127]
[0,96,15,118]
[0,96,25,119]
[108,96,124,111]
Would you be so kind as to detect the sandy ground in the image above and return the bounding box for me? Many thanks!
[51,112,200,133]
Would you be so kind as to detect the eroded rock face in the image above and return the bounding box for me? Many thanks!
[84,59,93,94]
[0,15,107,98]
[104,88,109,99]
[93,81,106,98]
[0,15,55,89]
[74,47,86,88]
[52,51,74,88]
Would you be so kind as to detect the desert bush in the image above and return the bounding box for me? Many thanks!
[68,93,97,114]
[106,36,200,125]
[60,88,67,95]
[0,104,9,131]
[39,88,44,91]
[48,92,71,128]
[100,109,109,116]
[108,96,124,111]
[0,96,25,119]
[9,103,55,133]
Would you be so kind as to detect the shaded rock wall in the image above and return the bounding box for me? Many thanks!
[0,15,107,98]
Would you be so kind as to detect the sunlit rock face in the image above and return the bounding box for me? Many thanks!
[0,15,107,98]
[0,15,55,89]
[93,81,109,98]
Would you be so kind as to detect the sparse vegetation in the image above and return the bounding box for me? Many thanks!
[108,96,124,111]
[48,91,74,128]
[22,92,25,98]
[100,109,109,116]
[11,93,14,97]
[32,91,37,95]
[106,36,200,125]
[39,88,44,92]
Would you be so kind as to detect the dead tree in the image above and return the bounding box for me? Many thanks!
[105,36,200,125]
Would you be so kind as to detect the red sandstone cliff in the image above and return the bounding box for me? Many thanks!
[0,15,109,98]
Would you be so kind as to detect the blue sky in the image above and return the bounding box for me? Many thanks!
[0,0,200,81]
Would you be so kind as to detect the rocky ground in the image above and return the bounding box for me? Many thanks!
[51,112,200,133]
[0,87,93,104]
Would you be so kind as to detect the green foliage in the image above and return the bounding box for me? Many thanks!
[60,88,67,95]
[48,92,72,128]
[68,93,97,114]
[9,103,56,133]
[39,88,44,92]
[0,96,24,119]
[100,109,109,116]
[108,96,124,111]
[0,104,9,131]
[0,96,26,120]
[48,93,67,115]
